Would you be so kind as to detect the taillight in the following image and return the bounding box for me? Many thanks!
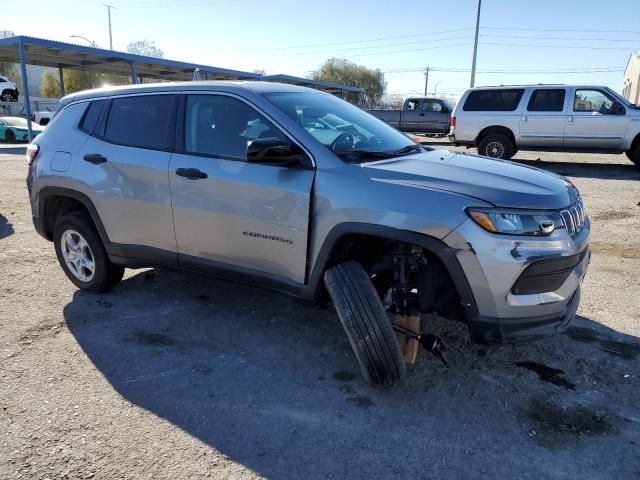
[26,143,39,165]
[450,116,456,128]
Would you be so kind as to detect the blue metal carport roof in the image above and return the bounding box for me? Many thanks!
[0,36,364,140]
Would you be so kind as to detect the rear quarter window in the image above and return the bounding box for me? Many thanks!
[79,100,106,133]
[463,89,525,112]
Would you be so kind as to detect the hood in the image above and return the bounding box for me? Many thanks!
[363,149,578,209]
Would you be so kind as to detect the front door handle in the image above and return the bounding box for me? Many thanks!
[567,116,574,123]
[419,113,425,116]
[521,116,527,122]
[83,153,107,164]
[175,167,208,180]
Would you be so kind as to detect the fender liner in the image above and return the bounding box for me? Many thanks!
[303,223,479,324]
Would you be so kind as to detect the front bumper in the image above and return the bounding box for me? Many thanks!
[444,216,590,345]
[468,287,581,345]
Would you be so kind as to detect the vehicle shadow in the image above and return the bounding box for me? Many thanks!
[0,213,14,240]
[62,268,640,479]
[512,158,640,181]
[0,144,27,155]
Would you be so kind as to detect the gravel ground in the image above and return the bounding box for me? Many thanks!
[1,144,639,479]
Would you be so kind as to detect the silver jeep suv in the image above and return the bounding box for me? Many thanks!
[27,81,590,386]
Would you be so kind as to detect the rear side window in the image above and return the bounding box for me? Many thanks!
[104,95,175,150]
[79,100,105,133]
[527,89,566,112]
[463,89,525,111]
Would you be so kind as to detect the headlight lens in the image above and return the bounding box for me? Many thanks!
[467,208,564,236]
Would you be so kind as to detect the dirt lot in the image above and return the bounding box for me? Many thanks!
[1,143,639,479]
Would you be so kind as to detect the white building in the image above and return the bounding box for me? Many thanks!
[622,51,640,105]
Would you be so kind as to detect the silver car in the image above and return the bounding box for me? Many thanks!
[27,81,590,386]
[449,84,640,168]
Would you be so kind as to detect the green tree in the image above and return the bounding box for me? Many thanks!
[311,58,386,107]
[127,40,164,58]
[40,70,131,98]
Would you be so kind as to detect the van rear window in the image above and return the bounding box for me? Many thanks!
[463,89,525,112]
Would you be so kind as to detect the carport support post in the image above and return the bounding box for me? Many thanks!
[58,66,65,97]
[204,71,208,80]
[18,39,33,141]
[131,62,138,84]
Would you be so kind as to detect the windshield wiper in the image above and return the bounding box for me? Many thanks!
[335,149,396,161]
[389,144,424,156]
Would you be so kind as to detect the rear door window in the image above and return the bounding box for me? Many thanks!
[463,89,525,111]
[527,89,566,112]
[421,100,442,112]
[103,94,176,149]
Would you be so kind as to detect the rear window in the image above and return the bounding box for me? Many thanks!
[463,89,525,111]
[79,100,105,133]
[527,89,566,112]
[104,94,175,150]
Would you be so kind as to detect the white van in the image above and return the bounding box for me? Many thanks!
[449,85,640,167]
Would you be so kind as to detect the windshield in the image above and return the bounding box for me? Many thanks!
[3,117,28,127]
[263,92,420,162]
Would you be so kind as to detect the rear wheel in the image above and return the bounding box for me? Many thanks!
[626,148,640,168]
[324,261,406,387]
[478,133,515,160]
[4,129,15,142]
[53,211,124,292]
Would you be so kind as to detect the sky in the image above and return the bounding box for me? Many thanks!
[3,0,640,101]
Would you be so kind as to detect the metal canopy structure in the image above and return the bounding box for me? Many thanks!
[0,35,363,140]
[260,74,365,95]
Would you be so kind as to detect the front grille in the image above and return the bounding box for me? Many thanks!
[559,199,586,236]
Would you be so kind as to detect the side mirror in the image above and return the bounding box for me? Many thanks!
[246,137,305,166]
[609,101,626,115]
[440,106,450,113]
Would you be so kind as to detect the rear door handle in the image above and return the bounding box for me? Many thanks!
[419,113,425,116]
[520,116,527,122]
[567,116,574,123]
[83,153,107,164]
[175,167,208,180]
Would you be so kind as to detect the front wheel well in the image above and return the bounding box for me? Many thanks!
[318,233,463,320]
[42,195,90,240]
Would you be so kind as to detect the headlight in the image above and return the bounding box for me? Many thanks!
[466,208,564,236]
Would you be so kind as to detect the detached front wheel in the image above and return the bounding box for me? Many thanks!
[324,261,406,386]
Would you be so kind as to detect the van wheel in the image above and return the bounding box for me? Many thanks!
[53,211,124,292]
[478,134,514,160]
[626,148,640,168]
[324,261,406,387]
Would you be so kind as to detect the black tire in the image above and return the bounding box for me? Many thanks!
[324,261,406,387]
[478,133,515,160]
[53,211,124,293]
[626,148,640,168]
[4,129,15,142]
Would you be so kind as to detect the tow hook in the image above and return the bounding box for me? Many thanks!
[392,321,449,366]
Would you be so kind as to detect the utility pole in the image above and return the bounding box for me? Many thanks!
[103,4,115,50]
[470,0,482,87]
[424,67,429,96]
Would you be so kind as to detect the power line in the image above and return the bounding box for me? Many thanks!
[480,34,640,43]
[119,0,243,8]
[260,36,472,57]
[238,28,474,52]
[383,66,624,73]
[482,26,640,34]
[481,42,634,51]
